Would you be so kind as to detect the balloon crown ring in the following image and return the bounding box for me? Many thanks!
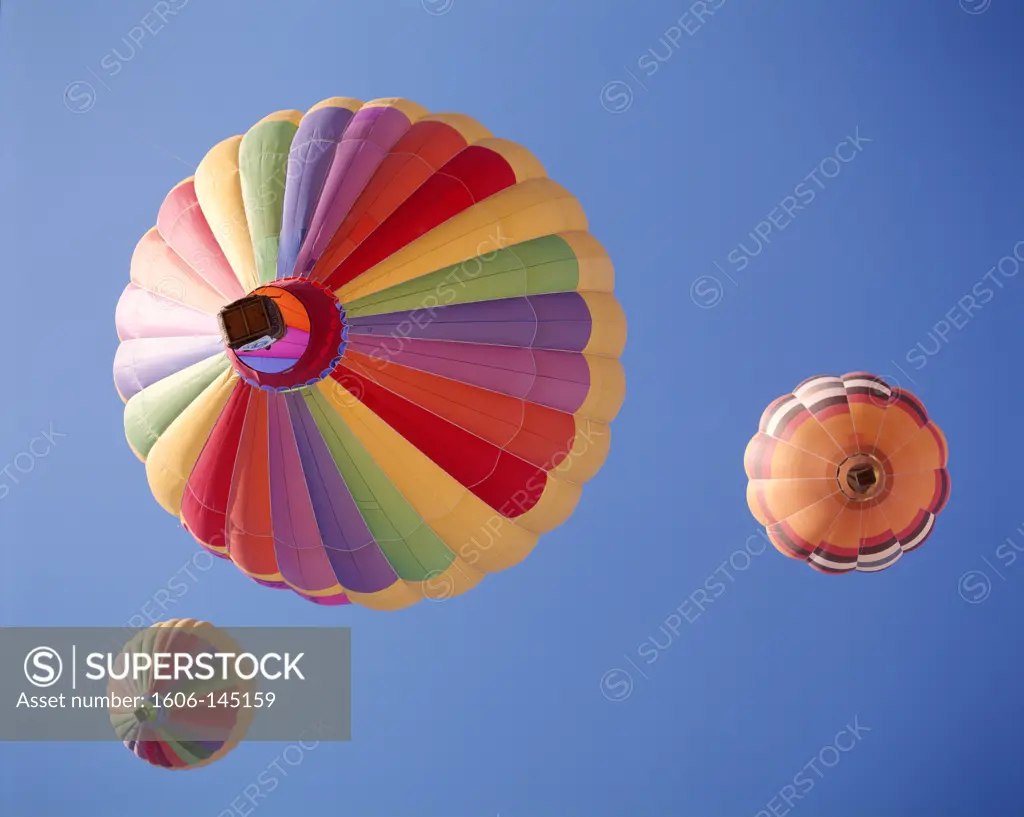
[133,702,158,723]
[218,277,347,393]
[837,453,886,501]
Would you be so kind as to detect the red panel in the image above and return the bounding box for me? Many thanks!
[180,381,249,549]
[323,146,519,291]
[310,120,473,280]
[141,740,176,768]
[224,391,279,578]
[345,350,577,471]
[332,365,546,517]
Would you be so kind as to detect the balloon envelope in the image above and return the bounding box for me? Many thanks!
[114,97,626,609]
[744,373,949,573]
[108,619,253,770]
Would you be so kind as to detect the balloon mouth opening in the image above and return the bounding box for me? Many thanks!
[133,704,157,723]
[837,454,884,500]
[217,295,287,351]
[223,279,347,392]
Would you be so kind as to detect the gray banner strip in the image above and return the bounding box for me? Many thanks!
[1,627,351,742]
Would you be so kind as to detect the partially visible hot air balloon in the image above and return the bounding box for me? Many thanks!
[114,96,626,610]
[744,373,949,573]
[108,619,253,770]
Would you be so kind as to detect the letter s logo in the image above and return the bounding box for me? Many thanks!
[24,647,63,687]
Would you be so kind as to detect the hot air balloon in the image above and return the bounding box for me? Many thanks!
[744,373,949,573]
[114,97,626,609]
[108,619,253,770]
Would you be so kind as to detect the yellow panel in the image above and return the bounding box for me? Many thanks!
[316,379,537,573]
[420,112,492,144]
[254,110,303,127]
[581,292,627,357]
[514,475,581,534]
[553,418,612,484]
[348,561,485,611]
[336,179,588,302]
[344,581,421,611]
[563,231,615,292]
[362,97,430,123]
[145,369,237,517]
[307,97,364,114]
[473,137,547,182]
[577,356,626,422]
[194,136,259,293]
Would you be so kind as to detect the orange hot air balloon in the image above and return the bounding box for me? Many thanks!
[744,373,950,573]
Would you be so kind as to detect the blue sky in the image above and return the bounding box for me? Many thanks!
[2,0,1023,814]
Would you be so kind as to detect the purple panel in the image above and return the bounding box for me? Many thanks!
[528,350,592,411]
[294,105,414,276]
[236,328,310,359]
[114,337,225,400]
[277,105,355,279]
[529,293,594,350]
[285,393,398,594]
[346,293,594,351]
[235,356,300,373]
[345,337,591,412]
[266,394,340,595]
[192,741,226,753]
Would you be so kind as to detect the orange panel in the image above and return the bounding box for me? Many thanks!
[254,286,311,333]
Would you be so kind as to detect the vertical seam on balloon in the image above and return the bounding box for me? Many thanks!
[309,135,391,282]
[325,140,483,294]
[310,387,438,582]
[793,378,850,461]
[320,150,441,284]
[165,201,241,304]
[285,394,356,597]
[289,116,351,279]
[807,501,856,572]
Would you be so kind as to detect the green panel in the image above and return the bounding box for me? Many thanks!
[343,234,581,317]
[303,389,455,581]
[110,714,136,742]
[239,120,299,286]
[171,740,216,763]
[125,355,231,459]
[160,734,214,766]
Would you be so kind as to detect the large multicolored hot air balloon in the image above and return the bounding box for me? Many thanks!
[108,619,253,770]
[114,97,626,610]
[744,373,949,573]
